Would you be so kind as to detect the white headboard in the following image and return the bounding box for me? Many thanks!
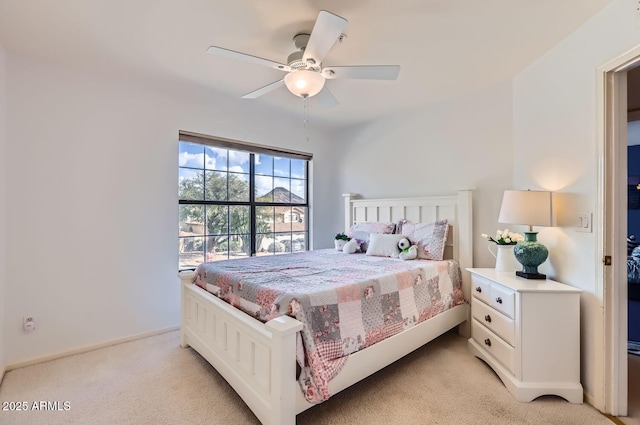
[343,190,474,303]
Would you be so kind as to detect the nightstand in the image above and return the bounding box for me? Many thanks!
[466,268,583,403]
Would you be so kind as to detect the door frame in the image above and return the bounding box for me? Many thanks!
[598,45,640,417]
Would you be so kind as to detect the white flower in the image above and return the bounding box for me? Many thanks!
[482,229,525,245]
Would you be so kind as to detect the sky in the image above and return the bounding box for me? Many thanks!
[178,141,306,200]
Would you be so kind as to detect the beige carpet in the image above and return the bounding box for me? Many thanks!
[0,330,615,425]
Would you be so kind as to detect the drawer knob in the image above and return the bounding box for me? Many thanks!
[484,315,491,323]
[484,338,491,347]
[496,296,503,304]
[475,287,482,293]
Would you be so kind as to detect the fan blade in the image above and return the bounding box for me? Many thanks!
[207,46,291,72]
[302,11,347,66]
[323,65,400,80]
[241,79,285,99]
[315,87,339,107]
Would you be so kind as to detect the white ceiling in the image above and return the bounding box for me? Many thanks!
[0,0,614,131]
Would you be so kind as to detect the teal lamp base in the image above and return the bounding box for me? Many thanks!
[513,231,548,280]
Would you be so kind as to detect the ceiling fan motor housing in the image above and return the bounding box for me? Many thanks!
[287,50,307,70]
[288,34,320,71]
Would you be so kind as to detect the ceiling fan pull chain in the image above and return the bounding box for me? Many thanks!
[303,96,310,143]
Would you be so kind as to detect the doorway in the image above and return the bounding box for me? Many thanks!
[600,48,640,418]
[625,66,640,419]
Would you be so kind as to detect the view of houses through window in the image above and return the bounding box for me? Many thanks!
[178,138,309,270]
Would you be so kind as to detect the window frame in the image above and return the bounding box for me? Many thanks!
[178,131,312,270]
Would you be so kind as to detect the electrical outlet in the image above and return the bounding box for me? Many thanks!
[23,316,35,332]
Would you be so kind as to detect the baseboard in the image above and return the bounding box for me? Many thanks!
[604,414,628,425]
[0,364,6,386]
[5,325,179,372]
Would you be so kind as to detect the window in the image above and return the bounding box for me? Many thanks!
[178,132,311,270]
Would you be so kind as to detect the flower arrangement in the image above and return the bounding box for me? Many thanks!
[334,233,351,241]
[481,229,524,245]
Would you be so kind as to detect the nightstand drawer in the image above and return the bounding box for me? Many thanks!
[472,319,515,375]
[471,297,515,346]
[471,275,491,305]
[471,274,515,319]
[490,283,515,319]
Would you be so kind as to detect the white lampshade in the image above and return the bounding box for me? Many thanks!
[284,70,325,98]
[498,190,552,229]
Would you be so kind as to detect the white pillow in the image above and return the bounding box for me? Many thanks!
[366,234,404,258]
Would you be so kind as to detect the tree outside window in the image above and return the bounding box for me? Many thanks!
[178,140,309,270]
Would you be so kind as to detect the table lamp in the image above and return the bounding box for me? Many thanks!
[498,189,552,279]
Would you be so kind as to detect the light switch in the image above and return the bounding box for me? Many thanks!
[577,213,592,233]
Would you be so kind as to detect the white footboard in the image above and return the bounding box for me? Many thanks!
[181,270,469,424]
[179,271,303,425]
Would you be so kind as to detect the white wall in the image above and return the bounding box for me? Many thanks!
[335,80,515,268]
[513,0,640,408]
[0,41,7,379]
[3,52,340,365]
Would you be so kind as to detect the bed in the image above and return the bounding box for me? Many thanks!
[178,190,473,425]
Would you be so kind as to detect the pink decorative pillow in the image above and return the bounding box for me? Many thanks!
[346,222,396,251]
[400,219,449,260]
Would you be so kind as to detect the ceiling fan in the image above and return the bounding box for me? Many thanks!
[206,10,401,106]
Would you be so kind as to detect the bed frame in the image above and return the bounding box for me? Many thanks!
[179,189,473,425]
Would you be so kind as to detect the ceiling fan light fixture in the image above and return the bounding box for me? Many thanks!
[284,70,325,98]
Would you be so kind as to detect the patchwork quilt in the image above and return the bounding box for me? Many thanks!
[193,249,465,403]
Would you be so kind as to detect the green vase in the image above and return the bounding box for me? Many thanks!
[513,232,548,278]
